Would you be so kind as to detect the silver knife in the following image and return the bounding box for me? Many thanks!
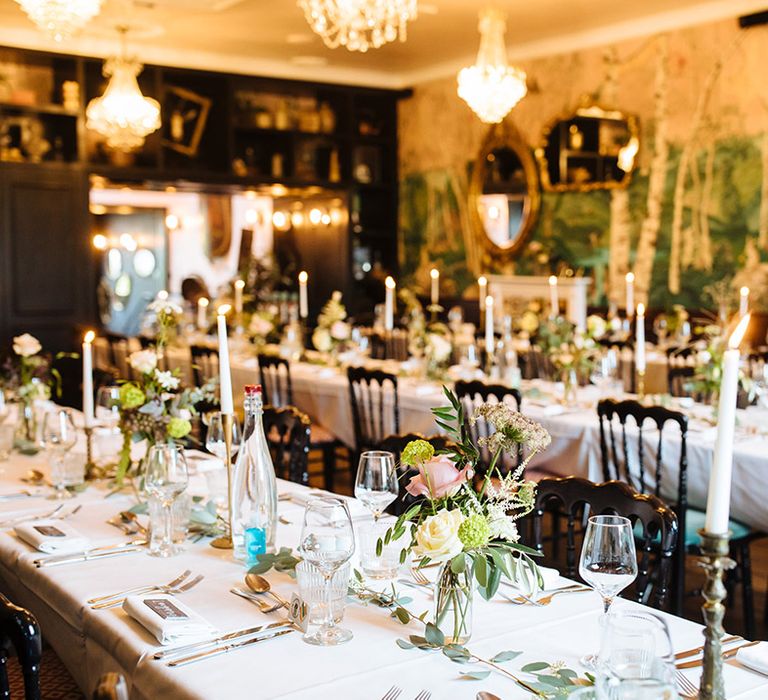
[34,540,147,567]
[0,491,33,501]
[154,621,292,660]
[167,629,293,667]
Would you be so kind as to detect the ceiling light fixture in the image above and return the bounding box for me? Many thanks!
[299,0,418,53]
[14,0,102,42]
[457,8,527,124]
[86,26,161,152]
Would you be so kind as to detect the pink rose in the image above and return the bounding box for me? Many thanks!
[405,455,473,499]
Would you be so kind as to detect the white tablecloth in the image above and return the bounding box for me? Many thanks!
[0,451,766,699]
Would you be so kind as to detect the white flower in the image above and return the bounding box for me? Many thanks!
[426,333,452,363]
[249,315,274,338]
[178,408,192,421]
[697,350,712,365]
[330,320,350,341]
[519,311,539,334]
[13,333,41,357]
[486,504,520,543]
[154,369,180,390]
[148,300,183,316]
[312,328,332,352]
[129,349,158,375]
[587,315,607,339]
[412,509,465,563]
[573,332,585,350]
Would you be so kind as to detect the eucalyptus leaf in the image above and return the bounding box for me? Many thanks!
[491,650,522,663]
[521,662,550,673]
[459,670,491,681]
[396,639,414,649]
[450,553,466,575]
[394,607,411,624]
[424,622,445,647]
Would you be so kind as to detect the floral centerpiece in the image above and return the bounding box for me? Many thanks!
[312,291,351,358]
[381,388,551,643]
[247,310,277,347]
[402,290,452,379]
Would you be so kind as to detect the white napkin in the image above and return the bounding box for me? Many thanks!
[737,642,768,675]
[123,594,218,646]
[15,521,90,553]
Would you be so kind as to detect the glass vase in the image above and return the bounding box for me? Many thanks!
[561,369,578,406]
[433,561,473,644]
[14,400,39,449]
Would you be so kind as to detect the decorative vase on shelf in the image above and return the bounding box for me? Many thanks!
[433,560,473,645]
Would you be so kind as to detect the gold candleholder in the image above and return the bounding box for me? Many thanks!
[211,412,235,550]
[698,529,735,700]
[83,426,97,478]
[636,368,646,401]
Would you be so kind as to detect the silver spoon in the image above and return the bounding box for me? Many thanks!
[245,573,290,608]
[120,510,148,535]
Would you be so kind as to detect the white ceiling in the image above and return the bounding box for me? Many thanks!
[0,0,765,87]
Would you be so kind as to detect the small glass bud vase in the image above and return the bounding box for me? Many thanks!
[561,368,578,406]
[433,561,473,644]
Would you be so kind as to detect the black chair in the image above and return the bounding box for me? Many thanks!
[93,673,128,700]
[262,405,312,486]
[347,366,400,460]
[597,398,763,633]
[667,365,697,398]
[258,354,341,491]
[137,335,154,350]
[189,345,219,387]
[366,329,409,362]
[454,380,523,475]
[379,432,455,516]
[530,477,678,610]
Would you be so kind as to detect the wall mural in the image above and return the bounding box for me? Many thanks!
[398,19,768,312]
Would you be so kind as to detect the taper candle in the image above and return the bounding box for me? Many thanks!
[635,303,646,372]
[625,272,635,319]
[82,331,95,428]
[430,268,440,306]
[548,275,559,318]
[485,296,495,357]
[216,305,234,415]
[478,276,487,313]
[704,314,750,534]
[197,297,209,331]
[234,279,245,316]
[298,271,308,319]
[384,276,396,331]
[739,286,749,319]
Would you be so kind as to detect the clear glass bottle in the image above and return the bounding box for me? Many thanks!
[231,384,278,563]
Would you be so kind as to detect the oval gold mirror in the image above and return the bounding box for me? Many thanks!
[469,120,540,262]
[536,100,639,192]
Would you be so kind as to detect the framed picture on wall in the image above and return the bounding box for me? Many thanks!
[162,85,211,157]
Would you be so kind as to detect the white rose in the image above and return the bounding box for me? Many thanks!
[312,328,332,352]
[587,315,607,339]
[154,369,180,391]
[412,509,465,563]
[129,349,158,375]
[427,333,452,363]
[178,408,192,421]
[13,333,42,357]
[330,320,350,341]
[697,350,712,365]
[249,315,273,337]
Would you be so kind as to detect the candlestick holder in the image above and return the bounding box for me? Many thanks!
[698,529,735,700]
[211,412,235,550]
[83,426,97,478]
[636,368,646,401]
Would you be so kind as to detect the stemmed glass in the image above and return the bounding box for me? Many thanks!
[578,515,638,669]
[144,444,189,557]
[354,451,398,521]
[41,409,78,499]
[298,497,355,645]
[95,386,121,429]
[590,349,620,397]
[205,412,242,465]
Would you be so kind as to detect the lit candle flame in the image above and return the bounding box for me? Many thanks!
[548,275,557,286]
[485,295,494,307]
[234,279,245,290]
[430,268,439,280]
[198,297,209,308]
[478,275,487,285]
[298,270,308,284]
[83,330,95,344]
[728,313,751,350]
[625,272,634,282]
[218,304,231,316]
[385,276,396,289]
[637,303,645,317]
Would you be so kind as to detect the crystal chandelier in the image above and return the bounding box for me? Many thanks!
[457,8,527,124]
[299,0,418,52]
[86,29,161,152]
[14,0,102,42]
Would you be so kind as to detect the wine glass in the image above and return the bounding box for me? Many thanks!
[578,514,638,669]
[205,412,242,465]
[41,409,78,499]
[144,444,189,557]
[355,451,398,521]
[95,386,121,429]
[590,349,620,397]
[298,497,355,645]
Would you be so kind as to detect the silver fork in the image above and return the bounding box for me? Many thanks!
[411,568,430,585]
[87,569,192,605]
[414,691,432,700]
[230,587,282,613]
[91,574,204,609]
[675,670,699,698]
[381,686,402,700]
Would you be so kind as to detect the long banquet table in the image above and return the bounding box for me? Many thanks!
[0,450,767,699]
[226,356,768,534]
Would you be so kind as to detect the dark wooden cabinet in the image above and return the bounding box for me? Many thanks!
[0,164,91,350]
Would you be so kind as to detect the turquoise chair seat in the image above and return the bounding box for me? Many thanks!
[634,507,752,547]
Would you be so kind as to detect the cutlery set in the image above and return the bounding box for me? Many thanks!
[0,503,81,528]
[33,539,147,568]
[672,637,761,697]
[89,571,204,609]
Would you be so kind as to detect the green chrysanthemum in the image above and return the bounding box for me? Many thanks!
[458,514,491,549]
[167,417,192,439]
[401,439,435,467]
[119,384,146,410]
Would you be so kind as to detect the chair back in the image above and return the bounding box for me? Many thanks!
[189,345,219,386]
[0,593,41,700]
[365,328,409,361]
[522,348,557,381]
[347,366,399,455]
[667,365,696,398]
[262,405,311,485]
[93,673,129,700]
[454,380,523,474]
[258,355,293,408]
[531,476,678,610]
[105,334,130,378]
[379,432,455,516]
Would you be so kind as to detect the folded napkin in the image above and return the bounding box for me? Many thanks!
[15,521,90,553]
[123,594,218,646]
[737,642,768,675]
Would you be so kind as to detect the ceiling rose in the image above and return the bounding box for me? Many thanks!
[14,0,102,42]
[298,0,418,53]
[457,8,527,124]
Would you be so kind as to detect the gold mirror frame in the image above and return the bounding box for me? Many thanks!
[536,101,640,193]
[468,120,541,263]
